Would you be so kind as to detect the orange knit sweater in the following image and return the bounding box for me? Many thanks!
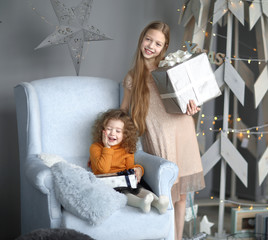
[89,142,144,176]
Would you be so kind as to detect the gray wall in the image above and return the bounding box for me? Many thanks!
[0,0,184,239]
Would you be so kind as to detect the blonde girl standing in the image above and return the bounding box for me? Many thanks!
[120,21,205,240]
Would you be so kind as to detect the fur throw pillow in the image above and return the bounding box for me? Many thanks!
[50,161,127,225]
[38,153,66,167]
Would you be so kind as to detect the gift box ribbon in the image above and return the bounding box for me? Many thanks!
[117,169,135,188]
[159,50,192,67]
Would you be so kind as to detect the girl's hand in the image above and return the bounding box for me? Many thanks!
[134,167,142,183]
[102,130,110,148]
[186,99,200,116]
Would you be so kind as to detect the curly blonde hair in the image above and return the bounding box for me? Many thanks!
[91,109,138,153]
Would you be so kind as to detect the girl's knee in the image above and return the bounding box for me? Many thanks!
[179,194,187,202]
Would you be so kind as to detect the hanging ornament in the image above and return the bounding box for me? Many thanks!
[35,0,112,75]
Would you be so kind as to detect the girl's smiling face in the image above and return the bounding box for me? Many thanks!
[104,119,124,146]
[140,29,166,60]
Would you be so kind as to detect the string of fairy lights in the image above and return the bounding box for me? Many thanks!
[178,0,268,65]
[196,114,268,140]
[203,195,268,210]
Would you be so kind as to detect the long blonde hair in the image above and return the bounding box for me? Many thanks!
[130,21,170,135]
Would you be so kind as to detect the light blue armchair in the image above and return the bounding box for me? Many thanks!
[14,76,178,240]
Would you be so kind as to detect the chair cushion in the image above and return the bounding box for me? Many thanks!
[61,206,173,240]
[30,76,119,161]
[51,161,127,225]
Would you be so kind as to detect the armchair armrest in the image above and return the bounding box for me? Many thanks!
[134,150,178,209]
[25,155,53,194]
[24,155,62,223]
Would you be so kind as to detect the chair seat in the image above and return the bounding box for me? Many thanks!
[62,205,173,240]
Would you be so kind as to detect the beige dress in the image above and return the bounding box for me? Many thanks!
[123,74,205,203]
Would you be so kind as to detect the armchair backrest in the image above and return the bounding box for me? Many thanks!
[15,76,120,168]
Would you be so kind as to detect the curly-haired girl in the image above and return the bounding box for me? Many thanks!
[89,109,169,214]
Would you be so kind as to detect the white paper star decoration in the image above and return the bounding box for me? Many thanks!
[35,0,112,75]
[200,215,214,235]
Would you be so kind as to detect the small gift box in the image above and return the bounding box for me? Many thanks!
[152,51,221,114]
[97,169,137,189]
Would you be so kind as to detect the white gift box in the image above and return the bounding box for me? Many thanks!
[152,52,221,114]
[97,171,137,189]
